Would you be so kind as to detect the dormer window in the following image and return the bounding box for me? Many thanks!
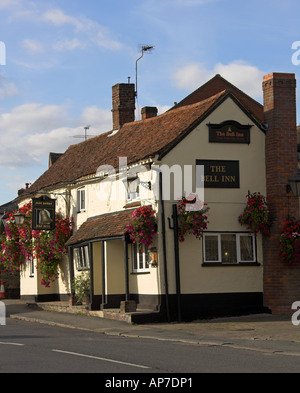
[77,188,86,212]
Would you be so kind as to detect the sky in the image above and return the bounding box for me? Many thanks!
[0,0,300,206]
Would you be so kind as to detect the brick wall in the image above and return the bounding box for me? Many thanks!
[112,83,135,130]
[263,72,300,315]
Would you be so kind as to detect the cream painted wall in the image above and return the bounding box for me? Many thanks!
[157,96,265,295]
[17,95,266,300]
[128,243,160,296]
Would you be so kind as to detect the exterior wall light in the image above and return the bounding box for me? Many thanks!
[13,212,25,226]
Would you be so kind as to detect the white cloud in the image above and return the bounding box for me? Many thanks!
[172,61,265,100]
[43,8,123,51]
[1,103,68,135]
[21,39,44,54]
[0,103,113,169]
[43,9,85,32]
[53,38,87,51]
[0,0,21,10]
[79,106,112,132]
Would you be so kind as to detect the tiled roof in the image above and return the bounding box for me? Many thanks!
[0,200,18,214]
[66,209,134,245]
[25,89,234,195]
[171,74,264,124]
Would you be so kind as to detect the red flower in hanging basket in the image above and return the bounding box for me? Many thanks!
[238,192,271,235]
[126,206,157,248]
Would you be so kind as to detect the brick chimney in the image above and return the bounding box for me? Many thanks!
[262,72,299,315]
[112,83,135,130]
[141,106,158,120]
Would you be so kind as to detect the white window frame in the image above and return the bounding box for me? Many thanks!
[29,257,35,277]
[75,246,90,270]
[77,188,86,212]
[126,178,140,203]
[203,232,256,264]
[132,243,150,273]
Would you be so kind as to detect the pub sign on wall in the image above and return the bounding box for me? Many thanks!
[196,159,240,188]
[32,196,56,230]
[207,120,252,144]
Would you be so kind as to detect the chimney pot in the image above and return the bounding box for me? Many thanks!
[141,106,158,120]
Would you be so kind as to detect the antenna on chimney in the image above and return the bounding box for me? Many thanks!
[73,125,95,141]
[135,45,154,99]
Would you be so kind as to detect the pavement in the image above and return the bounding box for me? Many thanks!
[3,299,300,357]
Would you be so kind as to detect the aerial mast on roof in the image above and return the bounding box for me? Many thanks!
[135,45,154,100]
[73,125,95,141]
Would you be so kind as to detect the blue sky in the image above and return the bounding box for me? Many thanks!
[0,0,300,205]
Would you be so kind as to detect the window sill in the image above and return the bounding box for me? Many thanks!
[131,271,150,275]
[202,262,261,267]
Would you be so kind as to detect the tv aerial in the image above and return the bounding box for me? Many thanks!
[135,44,154,99]
[73,125,95,141]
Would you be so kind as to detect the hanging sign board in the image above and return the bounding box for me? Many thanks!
[196,159,240,188]
[207,120,251,144]
[32,196,56,230]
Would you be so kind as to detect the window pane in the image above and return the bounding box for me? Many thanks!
[240,235,254,261]
[81,190,85,210]
[221,234,237,263]
[204,235,219,261]
[138,247,144,269]
[77,190,80,212]
[84,246,90,268]
[75,248,81,268]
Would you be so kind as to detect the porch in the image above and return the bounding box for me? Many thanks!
[66,210,162,321]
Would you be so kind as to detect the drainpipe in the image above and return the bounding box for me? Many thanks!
[124,235,129,301]
[101,240,106,309]
[159,171,171,322]
[172,203,182,322]
[68,246,74,296]
[88,242,94,310]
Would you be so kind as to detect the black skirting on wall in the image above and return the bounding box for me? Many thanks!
[21,291,266,323]
[92,291,266,322]
[163,292,267,322]
[21,293,70,303]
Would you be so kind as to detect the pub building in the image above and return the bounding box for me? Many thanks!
[15,72,299,322]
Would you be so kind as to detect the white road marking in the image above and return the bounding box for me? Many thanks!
[0,341,24,346]
[52,349,150,369]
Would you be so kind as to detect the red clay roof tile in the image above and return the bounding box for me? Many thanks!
[26,89,230,195]
[171,74,264,124]
[66,209,134,245]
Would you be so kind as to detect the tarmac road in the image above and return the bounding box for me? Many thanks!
[3,299,300,358]
[2,309,300,374]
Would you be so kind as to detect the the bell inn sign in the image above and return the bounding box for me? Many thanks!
[207,120,252,144]
[196,159,240,188]
[32,196,56,231]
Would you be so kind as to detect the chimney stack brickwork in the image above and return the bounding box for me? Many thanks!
[141,106,158,120]
[112,83,135,130]
[262,72,300,315]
